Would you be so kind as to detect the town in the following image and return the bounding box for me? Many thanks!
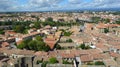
[0,11,120,67]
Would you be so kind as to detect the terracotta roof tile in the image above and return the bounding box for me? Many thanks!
[80,55,93,62]
[1,42,9,47]
[110,52,120,57]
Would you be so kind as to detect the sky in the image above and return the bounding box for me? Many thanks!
[0,0,120,12]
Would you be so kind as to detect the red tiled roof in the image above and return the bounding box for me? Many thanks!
[114,45,120,49]
[45,38,56,41]
[44,25,51,29]
[45,40,57,49]
[44,37,57,49]
[34,51,48,56]
[92,53,110,60]
[1,42,9,47]
[80,55,93,62]
[110,52,120,57]
[61,53,74,58]
[96,23,120,29]
[6,31,16,35]
[96,23,107,29]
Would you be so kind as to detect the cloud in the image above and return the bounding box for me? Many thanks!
[0,0,18,11]
[19,0,64,11]
[91,0,120,8]
[28,0,63,8]
[68,0,83,4]
[0,0,120,11]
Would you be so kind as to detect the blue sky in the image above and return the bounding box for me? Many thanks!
[0,0,120,11]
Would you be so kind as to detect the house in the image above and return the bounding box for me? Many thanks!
[95,43,109,52]
[28,28,36,34]
[46,64,73,67]
[80,54,93,63]
[60,50,75,62]
[44,25,51,30]
[45,38,57,50]
[0,56,35,67]
[96,23,108,33]
[0,48,35,67]
[5,30,17,37]
[0,48,35,58]
[1,42,10,48]
[103,59,118,67]
[109,52,120,58]
[92,53,111,61]
[59,36,71,42]
[84,23,94,31]
[58,43,76,49]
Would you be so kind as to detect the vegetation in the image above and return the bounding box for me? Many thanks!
[0,29,4,34]
[104,28,109,33]
[41,61,48,67]
[115,19,120,24]
[17,42,26,49]
[17,38,50,52]
[111,12,120,15]
[79,43,91,50]
[62,60,73,64]
[35,36,43,41]
[56,44,61,49]
[95,61,104,65]
[36,60,43,64]
[0,20,80,34]
[63,31,73,36]
[66,39,73,43]
[91,17,101,23]
[49,57,58,64]
[87,61,104,65]
[87,62,94,65]
[33,22,41,29]
[103,18,110,23]
[13,25,28,34]
[46,17,53,22]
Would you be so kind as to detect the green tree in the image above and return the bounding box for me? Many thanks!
[66,39,73,43]
[36,60,43,64]
[104,28,109,33]
[56,44,61,49]
[115,20,120,24]
[17,39,50,52]
[85,45,91,49]
[34,22,41,29]
[104,18,110,23]
[95,61,104,65]
[80,43,86,49]
[46,17,53,22]
[49,57,58,64]
[62,60,72,64]
[64,31,73,36]
[13,25,28,34]
[41,61,48,67]
[43,45,50,52]
[79,43,91,50]
[28,40,37,50]
[91,17,101,23]
[35,36,43,41]
[0,29,4,34]
[17,42,26,49]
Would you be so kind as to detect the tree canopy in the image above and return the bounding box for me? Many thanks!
[79,43,91,50]
[49,57,58,64]
[17,39,50,52]
[0,29,4,34]
[66,39,73,43]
